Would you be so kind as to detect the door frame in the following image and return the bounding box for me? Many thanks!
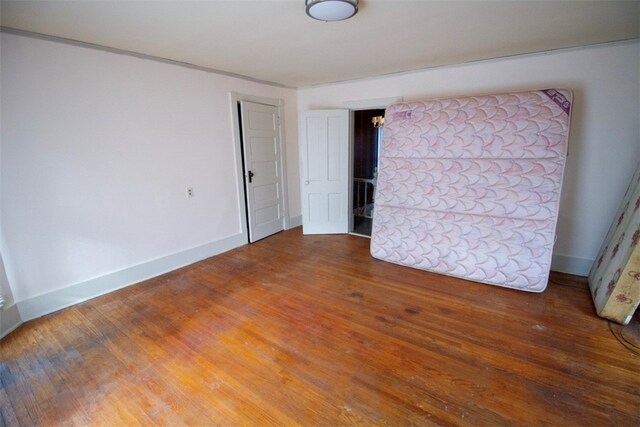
[230,92,291,243]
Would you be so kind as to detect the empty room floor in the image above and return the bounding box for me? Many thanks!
[1,228,638,425]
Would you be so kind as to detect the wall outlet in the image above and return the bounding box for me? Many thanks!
[186,187,194,198]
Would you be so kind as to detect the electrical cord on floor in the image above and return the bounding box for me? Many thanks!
[549,278,571,287]
[549,277,639,355]
[548,278,585,289]
[608,320,640,356]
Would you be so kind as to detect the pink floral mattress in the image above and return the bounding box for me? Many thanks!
[370,89,572,292]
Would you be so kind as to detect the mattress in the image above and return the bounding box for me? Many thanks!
[370,89,572,292]
[588,163,640,324]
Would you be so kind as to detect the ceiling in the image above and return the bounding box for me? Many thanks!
[1,1,638,88]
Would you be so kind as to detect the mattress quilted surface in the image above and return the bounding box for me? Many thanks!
[370,89,572,292]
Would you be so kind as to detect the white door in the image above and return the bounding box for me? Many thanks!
[240,101,284,242]
[300,110,350,234]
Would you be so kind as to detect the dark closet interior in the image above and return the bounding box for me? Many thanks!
[352,109,385,236]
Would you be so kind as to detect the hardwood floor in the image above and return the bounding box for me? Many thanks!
[1,228,639,426]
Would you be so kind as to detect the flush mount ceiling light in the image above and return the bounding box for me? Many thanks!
[305,0,359,22]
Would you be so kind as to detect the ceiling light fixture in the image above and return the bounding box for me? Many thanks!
[305,0,359,22]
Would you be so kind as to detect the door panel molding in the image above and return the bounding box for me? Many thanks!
[230,92,290,243]
[300,109,350,234]
[240,101,284,242]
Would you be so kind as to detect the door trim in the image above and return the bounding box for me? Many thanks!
[230,92,291,243]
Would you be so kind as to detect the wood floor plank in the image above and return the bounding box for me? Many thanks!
[1,228,639,425]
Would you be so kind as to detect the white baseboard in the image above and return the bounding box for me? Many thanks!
[0,303,23,339]
[4,233,246,337]
[288,215,302,229]
[551,254,593,277]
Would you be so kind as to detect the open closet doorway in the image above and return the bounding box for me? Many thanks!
[351,109,385,237]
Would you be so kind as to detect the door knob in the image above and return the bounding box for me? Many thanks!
[248,170,255,183]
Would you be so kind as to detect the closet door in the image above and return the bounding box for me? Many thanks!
[300,110,349,234]
[240,101,285,242]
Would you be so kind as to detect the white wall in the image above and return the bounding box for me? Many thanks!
[298,41,640,274]
[0,33,299,306]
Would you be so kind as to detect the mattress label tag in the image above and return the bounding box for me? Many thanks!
[392,110,412,120]
[542,89,571,115]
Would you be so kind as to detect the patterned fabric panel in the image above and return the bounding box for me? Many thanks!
[588,164,640,324]
[371,90,572,292]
